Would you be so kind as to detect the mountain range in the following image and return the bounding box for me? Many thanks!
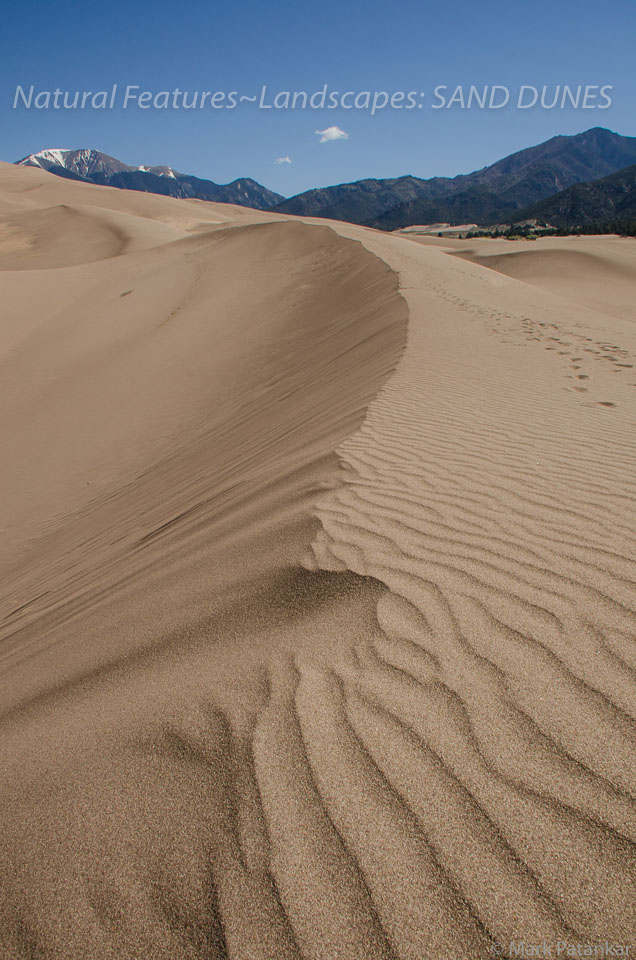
[15,129,636,230]
[514,163,636,228]
[17,148,284,210]
[276,128,636,229]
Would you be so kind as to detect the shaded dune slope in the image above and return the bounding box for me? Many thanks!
[0,165,635,960]
[0,174,409,959]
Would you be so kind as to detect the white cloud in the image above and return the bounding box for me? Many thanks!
[315,126,349,143]
[274,156,292,164]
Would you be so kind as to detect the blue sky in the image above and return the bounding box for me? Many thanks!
[2,0,635,197]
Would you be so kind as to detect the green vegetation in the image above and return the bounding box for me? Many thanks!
[466,219,636,240]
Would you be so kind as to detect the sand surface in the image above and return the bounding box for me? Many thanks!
[0,163,634,959]
[417,234,636,321]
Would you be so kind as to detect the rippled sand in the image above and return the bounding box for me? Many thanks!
[0,163,634,959]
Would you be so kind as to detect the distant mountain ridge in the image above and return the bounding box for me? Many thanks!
[514,163,636,228]
[17,148,284,210]
[275,128,636,228]
[16,131,636,226]
[273,175,457,225]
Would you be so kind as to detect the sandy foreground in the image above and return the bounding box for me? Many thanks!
[0,162,634,959]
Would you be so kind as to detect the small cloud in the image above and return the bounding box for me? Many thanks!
[274,156,292,164]
[315,126,349,143]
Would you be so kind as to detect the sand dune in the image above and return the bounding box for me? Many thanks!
[0,203,188,270]
[422,234,636,322]
[0,162,634,959]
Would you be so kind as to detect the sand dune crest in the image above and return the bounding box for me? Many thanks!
[0,163,634,959]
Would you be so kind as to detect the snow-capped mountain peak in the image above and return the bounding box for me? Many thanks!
[18,148,134,179]
[19,148,74,169]
[138,164,178,179]
[18,149,181,180]
[14,147,285,210]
